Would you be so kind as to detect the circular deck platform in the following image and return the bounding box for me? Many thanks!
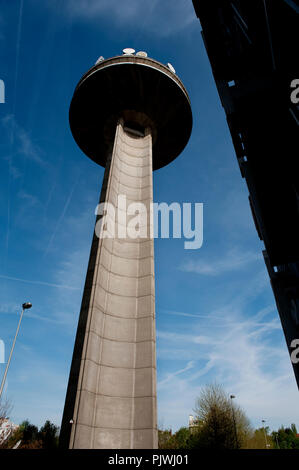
[69,55,192,170]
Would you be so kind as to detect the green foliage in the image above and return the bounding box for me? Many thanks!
[39,420,59,449]
[244,427,274,449]
[193,383,252,449]
[158,429,174,449]
[272,424,299,449]
[158,384,260,450]
[22,420,39,442]
[174,427,190,449]
[3,419,59,449]
[158,384,252,450]
[158,427,194,449]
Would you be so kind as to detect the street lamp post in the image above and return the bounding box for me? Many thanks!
[230,394,238,449]
[261,419,269,448]
[0,302,32,401]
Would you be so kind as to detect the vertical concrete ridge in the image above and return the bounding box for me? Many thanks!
[60,120,157,449]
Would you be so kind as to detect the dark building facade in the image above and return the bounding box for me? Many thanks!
[192,0,299,386]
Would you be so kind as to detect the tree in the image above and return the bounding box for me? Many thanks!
[158,427,193,449]
[158,428,175,449]
[193,383,252,449]
[0,397,12,424]
[272,424,299,449]
[0,397,14,448]
[38,420,59,449]
[173,427,190,449]
[21,420,40,444]
[2,419,59,449]
[245,427,274,449]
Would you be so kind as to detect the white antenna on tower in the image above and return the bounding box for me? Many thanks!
[123,48,135,55]
[167,63,176,74]
[95,56,104,65]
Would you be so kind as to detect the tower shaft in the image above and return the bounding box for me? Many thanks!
[60,121,157,449]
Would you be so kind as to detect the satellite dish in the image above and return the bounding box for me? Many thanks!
[167,63,176,74]
[95,56,104,65]
[123,48,135,55]
[136,51,148,58]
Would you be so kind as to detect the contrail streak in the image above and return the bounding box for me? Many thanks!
[0,274,80,291]
[6,0,24,261]
[44,174,80,256]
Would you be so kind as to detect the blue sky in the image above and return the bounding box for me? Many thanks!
[0,0,298,433]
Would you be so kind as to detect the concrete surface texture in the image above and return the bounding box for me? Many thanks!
[68,121,157,449]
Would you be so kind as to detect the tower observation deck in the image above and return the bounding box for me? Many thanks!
[59,50,192,449]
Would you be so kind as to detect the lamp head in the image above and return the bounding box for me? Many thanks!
[22,302,32,310]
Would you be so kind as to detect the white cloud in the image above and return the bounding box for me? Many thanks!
[158,361,195,388]
[156,283,299,432]
[18,189,40,208]
[180,247,261,276]
[43,207,93,329]
[0,274,81,292]
[2,115,46,167]
[51,0,197,37]
[162,305,277,326]
[0,301,20,315]
[9,164,22,179]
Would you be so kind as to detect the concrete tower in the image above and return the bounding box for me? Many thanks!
[60,50,192,449]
